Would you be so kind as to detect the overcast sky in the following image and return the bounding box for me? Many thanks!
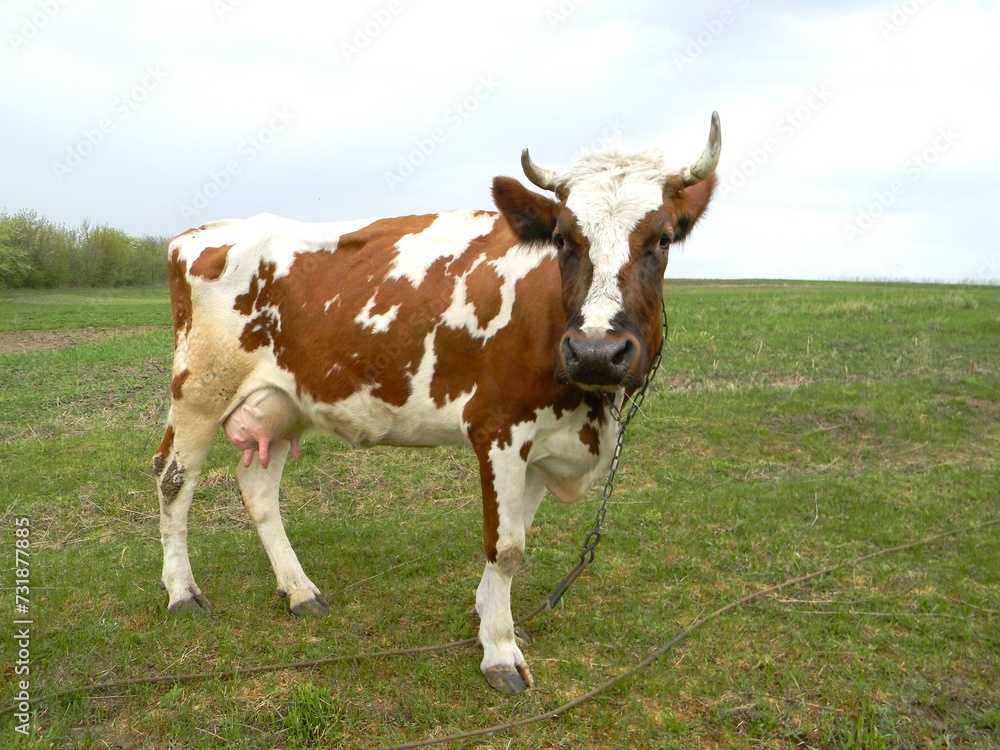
[2,0,997,283]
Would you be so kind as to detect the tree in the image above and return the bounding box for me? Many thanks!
[129,235,170,285]
[0,210,41,288]
[0,242,31,288]
[0,210,169,288]
[77,224,136,287]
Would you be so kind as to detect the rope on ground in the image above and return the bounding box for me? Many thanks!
[0,601,557,717]
[4,517,996,746]
[378,517,1000,749]
[0,638,475,717]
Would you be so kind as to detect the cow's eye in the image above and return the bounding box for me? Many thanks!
[553,232,565,250]
[658,233,671,249]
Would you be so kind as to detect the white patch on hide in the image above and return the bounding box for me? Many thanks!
[354,294,400,333]
[389,210,497,287]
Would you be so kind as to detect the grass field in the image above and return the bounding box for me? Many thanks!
[1,281,997,749]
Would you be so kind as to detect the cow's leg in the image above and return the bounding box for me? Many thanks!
[474,445,545,692]
[154,413,218,614]
[235,440,331,616]
[521,466,548,533]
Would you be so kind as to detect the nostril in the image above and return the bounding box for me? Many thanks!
[610,338,633,367]
[561,336,580,367]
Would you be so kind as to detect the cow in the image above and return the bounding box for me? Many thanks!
[153,113,721,693]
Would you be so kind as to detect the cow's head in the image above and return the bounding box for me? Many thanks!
[493,112,721,392]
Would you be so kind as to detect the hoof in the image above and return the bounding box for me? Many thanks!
[168,591,212,616]
[290,593,332,617]
[483,664,535,693]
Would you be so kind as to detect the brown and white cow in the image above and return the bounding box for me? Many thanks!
[154,113,720,692]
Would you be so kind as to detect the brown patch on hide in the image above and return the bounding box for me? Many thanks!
[189,244,233,280]
[167,247,193,348]
[171,369,190,400]
[153,425,174,474]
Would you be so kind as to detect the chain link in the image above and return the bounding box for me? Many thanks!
[549,298,668,607]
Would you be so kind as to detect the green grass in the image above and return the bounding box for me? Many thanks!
[0,286,171,331]
[1,281,997,748]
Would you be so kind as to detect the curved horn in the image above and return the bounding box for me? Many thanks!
[520,148,559,192]
[675,111,722,187]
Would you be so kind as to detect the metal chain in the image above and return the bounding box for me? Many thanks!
[548,298,668,608]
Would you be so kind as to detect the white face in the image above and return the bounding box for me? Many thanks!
[563,168,666,335]
[498,124,719,392]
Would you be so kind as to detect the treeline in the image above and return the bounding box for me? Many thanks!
[0,209,170,289]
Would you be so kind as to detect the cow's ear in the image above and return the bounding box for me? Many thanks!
[492,177,560,243]
[667,174,717,243]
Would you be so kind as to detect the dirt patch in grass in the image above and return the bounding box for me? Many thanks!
[0,326,169,355]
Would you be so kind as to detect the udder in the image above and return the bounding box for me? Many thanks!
[223,388,306,469]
